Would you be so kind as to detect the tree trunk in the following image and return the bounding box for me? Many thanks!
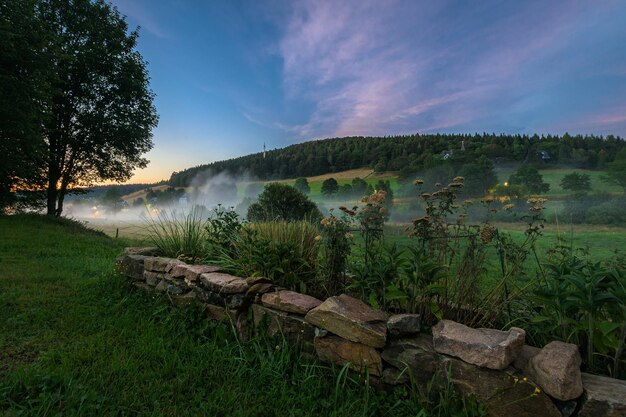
[46,177,58,216]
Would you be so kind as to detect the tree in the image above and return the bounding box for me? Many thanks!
[560,172,592,194]
[604,149,626,192]
[247,183,321,222]
[321,178,339,197]
[460,156,498,196]
[1,0,158,216]
[294,177,310,194]
[508,165,550,194]
[351,177,368,196]
[0,0,49,211]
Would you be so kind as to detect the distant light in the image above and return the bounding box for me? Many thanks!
[504,182,509,187]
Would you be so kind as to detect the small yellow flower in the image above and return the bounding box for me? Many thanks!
[533,387,541,395]
[314,235,322,241]
[453,176,465,182]
[414,179,424,185]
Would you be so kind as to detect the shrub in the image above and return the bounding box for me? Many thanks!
[212,221,321,295]
[247,183,322,222]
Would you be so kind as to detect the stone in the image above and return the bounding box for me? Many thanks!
[246,283,274,295]
[578,372,626,417]
[170,291,196,307]
[387,314,421,337]
[315,335,383,376]
[144,257,174,273]
[512,344,540,374]
[200,273,249,294]
[165,259,185,273]
[123,247,160,256]
[225,293,245,309]
[261,290,322,315]
[304,294,388,348]
[382,366,409,385]
[252,304,315,346]
[144,271,166,286]
[246,276,272,286]
[382,335,560,417]
[116,255,147,280]
[527,341,583,401]
[155,280,168,292]
[166,284,184,295]
[204,304,230,322]
[170,264,222,283]
[432,319,525,370]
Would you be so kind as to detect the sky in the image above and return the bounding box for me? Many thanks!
[109,0,626,183]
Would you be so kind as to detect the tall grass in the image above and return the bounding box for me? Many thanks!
[211,220,322,294]
[146,206,207,260]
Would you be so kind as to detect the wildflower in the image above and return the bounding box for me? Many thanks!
[503,203,514,211]
[463,199,473,205]
[481,197,495,204]
[361,197,369,203]
[533,387,541,396]
[344,232,353,239]
[529,205,545,212]
[453,176,465,182]
[414,179,424,185]
[320,218,329,226]
[421,193,431,199]
[379,207,387,214]
[448,182,464,188]
[314,235,322,241]
[527,197,547,204]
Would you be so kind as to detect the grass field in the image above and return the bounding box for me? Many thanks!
[0,214,446,416]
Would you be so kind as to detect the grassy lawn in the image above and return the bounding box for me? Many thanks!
[0,215,433,417]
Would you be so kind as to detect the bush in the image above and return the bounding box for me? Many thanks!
[247,183,322,222]
[212,221,321,295]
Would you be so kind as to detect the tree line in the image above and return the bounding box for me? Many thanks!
[169,133,625,187]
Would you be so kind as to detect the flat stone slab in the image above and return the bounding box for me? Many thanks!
[432,319,525,370]
[116,255,147,280]
[513,344,540,374]
[252,304,315,346]
[144,257,174,273]
[144,270,166,286]
[579,372,626,417]
[200,272,249,294]
[170,264,222,283]
[261,290,322,315]
[527,341,583,401]
[387,314,420,337]
[305,294,388,348]
[382,335,560,417]
[315,335,382,376]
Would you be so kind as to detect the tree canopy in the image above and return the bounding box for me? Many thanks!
[247,183,321,222]
[604,149,626,192]
[508,165,550,194]
[0,0,158,215]
[560,172,592,194]
[294,177,310,194]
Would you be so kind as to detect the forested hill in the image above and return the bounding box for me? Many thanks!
[169,133,625,186]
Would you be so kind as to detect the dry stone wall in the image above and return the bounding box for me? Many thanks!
[116,248,626,417]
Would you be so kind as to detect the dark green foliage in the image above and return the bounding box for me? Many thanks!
[169,134,626,186]
[351,177,369,196]
[294,177,310,194]
[560,172,592,194]
[605,148,626,192]
[247,183,322,222]
[459,156,498,196]
[0,0,48,210]
[0,0,158,216]
[508,165,550,194]
[321,178,339,197]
